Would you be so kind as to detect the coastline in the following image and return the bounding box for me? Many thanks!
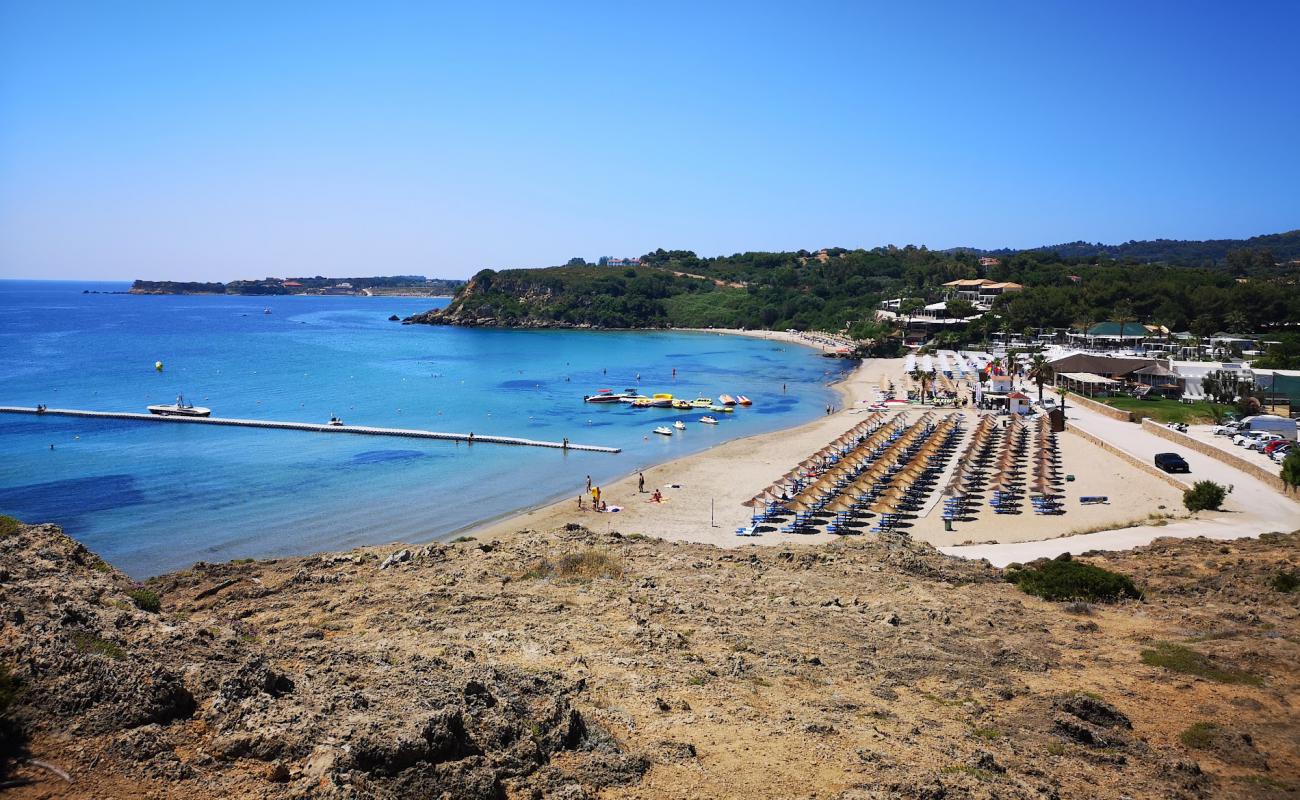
[460,345,881,548]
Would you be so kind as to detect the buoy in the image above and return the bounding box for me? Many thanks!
[155,361,163,371]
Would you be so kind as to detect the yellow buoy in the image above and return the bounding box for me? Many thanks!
[155,361,164,371]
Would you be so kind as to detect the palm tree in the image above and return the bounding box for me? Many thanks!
[1056,385,1068,420]
[1114,301,1136,344]
[922,369,936,404]
[908,367,926,404]
[1027,354,1055,404]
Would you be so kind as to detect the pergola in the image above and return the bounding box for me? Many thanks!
[1056,372,1118,396]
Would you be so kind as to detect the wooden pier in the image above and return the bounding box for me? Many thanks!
[0,406,621,453]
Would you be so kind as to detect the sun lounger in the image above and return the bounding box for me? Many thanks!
[1079,496,1109,505]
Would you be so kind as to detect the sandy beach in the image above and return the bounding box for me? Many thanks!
[466,334,1210,553]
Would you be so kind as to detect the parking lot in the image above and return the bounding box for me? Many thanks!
[1179,424,1293,471]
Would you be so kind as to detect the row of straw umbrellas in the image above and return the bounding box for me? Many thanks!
[1029,416,1065,512]
[941,414,1066,520]
[746,411,964,533]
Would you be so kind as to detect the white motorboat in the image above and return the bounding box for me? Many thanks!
[653,426,673,436]
[673,420,686,430]
[699,416,718,425]
[147,395,211,417]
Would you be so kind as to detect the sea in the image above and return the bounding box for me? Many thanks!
[0,280,852,577]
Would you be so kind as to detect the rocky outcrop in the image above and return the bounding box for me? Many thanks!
[402,269,674,329]
[2,522,1298,798]
[0,524,642,798]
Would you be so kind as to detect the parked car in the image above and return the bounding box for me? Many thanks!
[1247,433,1283,451]
[1233,431,1274,448]
[1263,439,1292,456]
[1154,452,1191,473]
[1212,423,1243,436]
[1270,444,1293,463]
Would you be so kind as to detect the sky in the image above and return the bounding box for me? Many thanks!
[1,1,1298,281]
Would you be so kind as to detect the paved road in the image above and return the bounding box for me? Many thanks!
[942,403,1298,566]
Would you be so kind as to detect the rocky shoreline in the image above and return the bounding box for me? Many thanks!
[1,520,1297,798]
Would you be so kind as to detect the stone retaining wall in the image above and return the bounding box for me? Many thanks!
[1063,425,1188,492]
[1140,419,1290,495]
[1062,392,1134,422]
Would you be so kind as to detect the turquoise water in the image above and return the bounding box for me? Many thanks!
[0,280,850,576]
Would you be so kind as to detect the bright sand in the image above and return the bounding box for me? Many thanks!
[467,334,1192,550]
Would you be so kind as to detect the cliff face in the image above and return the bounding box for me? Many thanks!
[2,520,1297,799]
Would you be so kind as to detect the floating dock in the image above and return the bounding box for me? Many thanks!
[0,407,620,453]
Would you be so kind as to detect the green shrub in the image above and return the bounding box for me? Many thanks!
[127,588,161,613]
[451,535,475,543]
[1004,559,1141,603]
[71,633,126,660]
[0,515,20,538]
[1183,480,1227,513]
[520,549,623,582]
[1281,450,1300,492]
[1270,570,1299,593]
[1179,721,1218,748]
[1140,641,1261,685]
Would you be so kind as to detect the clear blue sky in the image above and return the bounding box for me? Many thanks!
[1,1,1297,281]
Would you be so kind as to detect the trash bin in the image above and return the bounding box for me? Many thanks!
[943,519,953,532]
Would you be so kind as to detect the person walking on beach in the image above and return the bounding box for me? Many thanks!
[585,475,592,492]
[638,472,645,493]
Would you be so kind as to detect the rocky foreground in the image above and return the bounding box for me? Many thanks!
[0,522,1297,799]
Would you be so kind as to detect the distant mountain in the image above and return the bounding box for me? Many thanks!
[947,230,1300,266]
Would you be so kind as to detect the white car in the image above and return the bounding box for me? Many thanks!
[1233,431,1276,448]
[1247,433,1284,452]
[1212,424,1242,436]
[1271,444,1293,463]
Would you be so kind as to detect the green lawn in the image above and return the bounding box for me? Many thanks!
[1092,396,1232,424]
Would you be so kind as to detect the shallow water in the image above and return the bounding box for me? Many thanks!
[0,280,851,576]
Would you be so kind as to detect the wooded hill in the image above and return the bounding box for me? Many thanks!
[407,233,1300,349]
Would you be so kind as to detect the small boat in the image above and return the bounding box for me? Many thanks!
[736,395,752,405]
[650,393,675,408]
[619,389,648,403]
[700,416,718,425]
[631,398,653,408]
[691,397,713,408]
[147,395,211,417]
[653,426,674,436]
[328,416,344,426]
[584,389,623,403]
[719,394,737,405]
[673,420,687,430]
[672,399,692,410]
[709,405,734,413]
[263,308,272,315]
